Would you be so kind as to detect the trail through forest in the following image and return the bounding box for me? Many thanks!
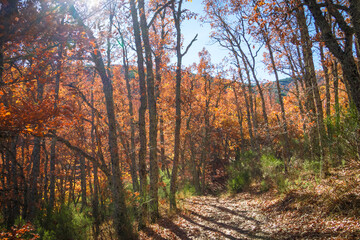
[140,194,272,240]
[2,1,360,239]
[139,185,360,240]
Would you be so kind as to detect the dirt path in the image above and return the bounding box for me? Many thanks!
[176,196,271,239]
[138,167,360,239]
[140,194,273,239]
[139,190,360,239]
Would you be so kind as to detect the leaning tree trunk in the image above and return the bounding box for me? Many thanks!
[263,29,291,173]
[304,0,360,116]
[69,5,134,239]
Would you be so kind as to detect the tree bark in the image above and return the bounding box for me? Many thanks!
[28,81,44,220]
[263,30,291,173]
[122,40,139,193]
[129,0,148,227]
[69,5,134,239]
[304,0,360,116]
[90,83,100,239]
[296,3,326,164]
[49,42,63,215]
[232,84,246,150]
[169,0,183,208]
[138,0,159,221]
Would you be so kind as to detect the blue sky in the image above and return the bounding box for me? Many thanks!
[181,1,229,67]
[180,0,287,82]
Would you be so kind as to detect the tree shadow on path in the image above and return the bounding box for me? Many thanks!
[186,210,271,240]
[180,213,243,240]
[158,217,191,240]
[141,226,168,240]
[209,204,262,225]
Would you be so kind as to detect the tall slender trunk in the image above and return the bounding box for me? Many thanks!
[332,60,342,165]
[200,104,210,195]
[296,3,326,165]
[129,0,148,227]
[122,42,139,192]
[243,61,258,147]
[305,0,360,116]
[318,33,331,120]
[28,81,44,220]
[80,154,87,210]
[169,0,192,211]
[169,17,182,209]
[169,18,196,207]
[232,84,246,149]
[263,30,290,173]
[49,43,63,215]
[138,0,159,221]
[69,5,134,238]
[43,140,49,205]
[5,136,19,227]
[332,61,340,129]
[91,82,100,239]
[154,12,167,177]
[233,51,256,150]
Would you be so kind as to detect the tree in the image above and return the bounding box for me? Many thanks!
[169,0,197,211]
[129,0,148,227]
[303,0,360,116]
[69,4,135,239]
[138,0,159,221]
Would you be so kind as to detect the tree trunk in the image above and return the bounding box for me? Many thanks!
[69,5,134,238]
[304,0,360,116]
[138,0,159,222]
[5,136,19,228]
[169,0,187,211]
[129,0,148,227]
[28,81,44,220]
[80,155,87,210]
[232,84,246,150]
[296,3,326,166]
[332,61,340,129]
[49,43,63,215]
[154,13,167,177]
[90,80,100,239]
[122,44,139,193]
[233,52,256,150]
[265,32,291,173]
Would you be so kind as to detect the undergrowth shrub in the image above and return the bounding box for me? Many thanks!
[228,172,251,193]
[260,153,288,192]
[158,170,170,200]
[227,150,257,193]
[181,181,197,197]
[37,204,91,240]
[334,106,360,164]
[303,159,321,174]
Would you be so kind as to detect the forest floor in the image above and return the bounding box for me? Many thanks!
[139,164,360,240]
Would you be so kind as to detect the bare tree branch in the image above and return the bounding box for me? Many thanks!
[182,34,198,57]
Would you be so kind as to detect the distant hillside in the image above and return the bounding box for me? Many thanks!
[266,77,293,98]
[278,77,293,88]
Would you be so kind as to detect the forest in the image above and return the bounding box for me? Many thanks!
[0,0,360,239]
